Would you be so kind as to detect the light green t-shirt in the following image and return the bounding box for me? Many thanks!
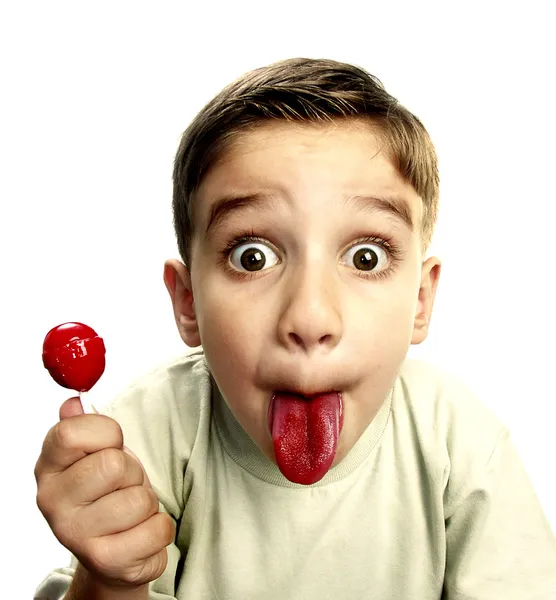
[35,348,556,599]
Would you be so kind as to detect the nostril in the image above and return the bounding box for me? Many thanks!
[289,332,303,346]
[288,332,333,348]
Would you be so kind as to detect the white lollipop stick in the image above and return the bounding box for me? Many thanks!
[79,391,98,414]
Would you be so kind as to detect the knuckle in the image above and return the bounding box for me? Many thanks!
[35,484,54,517]
[55,419,79,450]
[159,513,176,545]
[148,488,161,513]
[142,513,173,554]
[100,415,124,447]
[97,448,126,484]
[127,486,156,518]
[33,458,43,483]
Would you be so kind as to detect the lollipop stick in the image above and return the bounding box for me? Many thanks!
[79,391,98,414]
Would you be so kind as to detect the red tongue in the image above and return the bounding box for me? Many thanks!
[270,392,343,485]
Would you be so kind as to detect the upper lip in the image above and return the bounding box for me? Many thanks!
[273,389,340,399]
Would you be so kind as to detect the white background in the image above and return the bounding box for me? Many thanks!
[1,1,554,595]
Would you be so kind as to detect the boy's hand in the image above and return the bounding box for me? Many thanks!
[34,397,175,590]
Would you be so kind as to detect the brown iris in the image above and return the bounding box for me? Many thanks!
[240,247,266,271]
[353,247,379,271]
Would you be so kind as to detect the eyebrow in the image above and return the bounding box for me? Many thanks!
[204,191,414,236]
[205,193,279,236]
[343,194,414,231]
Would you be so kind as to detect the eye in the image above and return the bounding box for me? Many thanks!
[230,242,279,272]
[342,242,388,272]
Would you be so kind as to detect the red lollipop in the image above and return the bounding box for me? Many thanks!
[43,322,106,413]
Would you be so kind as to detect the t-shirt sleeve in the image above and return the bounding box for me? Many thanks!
[442,429,556,599]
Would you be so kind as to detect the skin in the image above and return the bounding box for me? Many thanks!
[34,118,441,599]
[164,119,441,473]
[35,396,174,600]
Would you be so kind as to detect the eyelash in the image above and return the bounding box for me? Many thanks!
[218,229,403,281]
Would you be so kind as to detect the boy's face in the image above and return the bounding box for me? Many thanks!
[165,120,440,480]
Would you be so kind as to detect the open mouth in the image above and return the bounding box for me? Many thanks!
[267,390,344,485]
[267,390,343,431]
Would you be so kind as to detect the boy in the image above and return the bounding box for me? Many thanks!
[34,58,556,599]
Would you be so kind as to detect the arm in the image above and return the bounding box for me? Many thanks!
[35,353,205,600]
[443,430,556,599]
[33,402,181,600]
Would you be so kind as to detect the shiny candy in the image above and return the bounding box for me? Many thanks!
[43,322,106,392]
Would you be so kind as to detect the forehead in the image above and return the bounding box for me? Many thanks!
[195,120,422,224]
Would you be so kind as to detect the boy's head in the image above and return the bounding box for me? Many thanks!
[164,57,441,484]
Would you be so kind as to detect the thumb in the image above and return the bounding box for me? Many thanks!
[58,398,153,488]
[59,396,84,420]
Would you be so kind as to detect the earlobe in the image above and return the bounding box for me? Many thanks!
[163,259,201,347]
[411,257,441,345]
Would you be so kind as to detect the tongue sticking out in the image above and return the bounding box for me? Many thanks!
[269,391,343,485]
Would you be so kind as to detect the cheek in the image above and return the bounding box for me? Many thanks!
[193,277,269,374]
[199,289,264,343]
[351,279,418,349]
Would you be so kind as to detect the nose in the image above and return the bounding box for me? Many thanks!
[276,262,343,354]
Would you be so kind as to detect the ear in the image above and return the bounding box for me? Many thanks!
[411,256,441,345]
[163,259,201,347]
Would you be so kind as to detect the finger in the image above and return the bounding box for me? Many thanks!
[128,549,169,587]
[82,546,169,588]
[123,445,151,488]
[77,486,160,537]
[56,447,146,505]
[87,512,175,576]
[59,397,84,420]
[36,415,124,476]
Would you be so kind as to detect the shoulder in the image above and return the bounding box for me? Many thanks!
[109,346,209,397]
[393,358,508,505]
[99,347,212,513]
[395,357,505,439]
[102,346,211,425]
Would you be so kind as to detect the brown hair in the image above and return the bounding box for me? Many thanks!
[173,57,439,267]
